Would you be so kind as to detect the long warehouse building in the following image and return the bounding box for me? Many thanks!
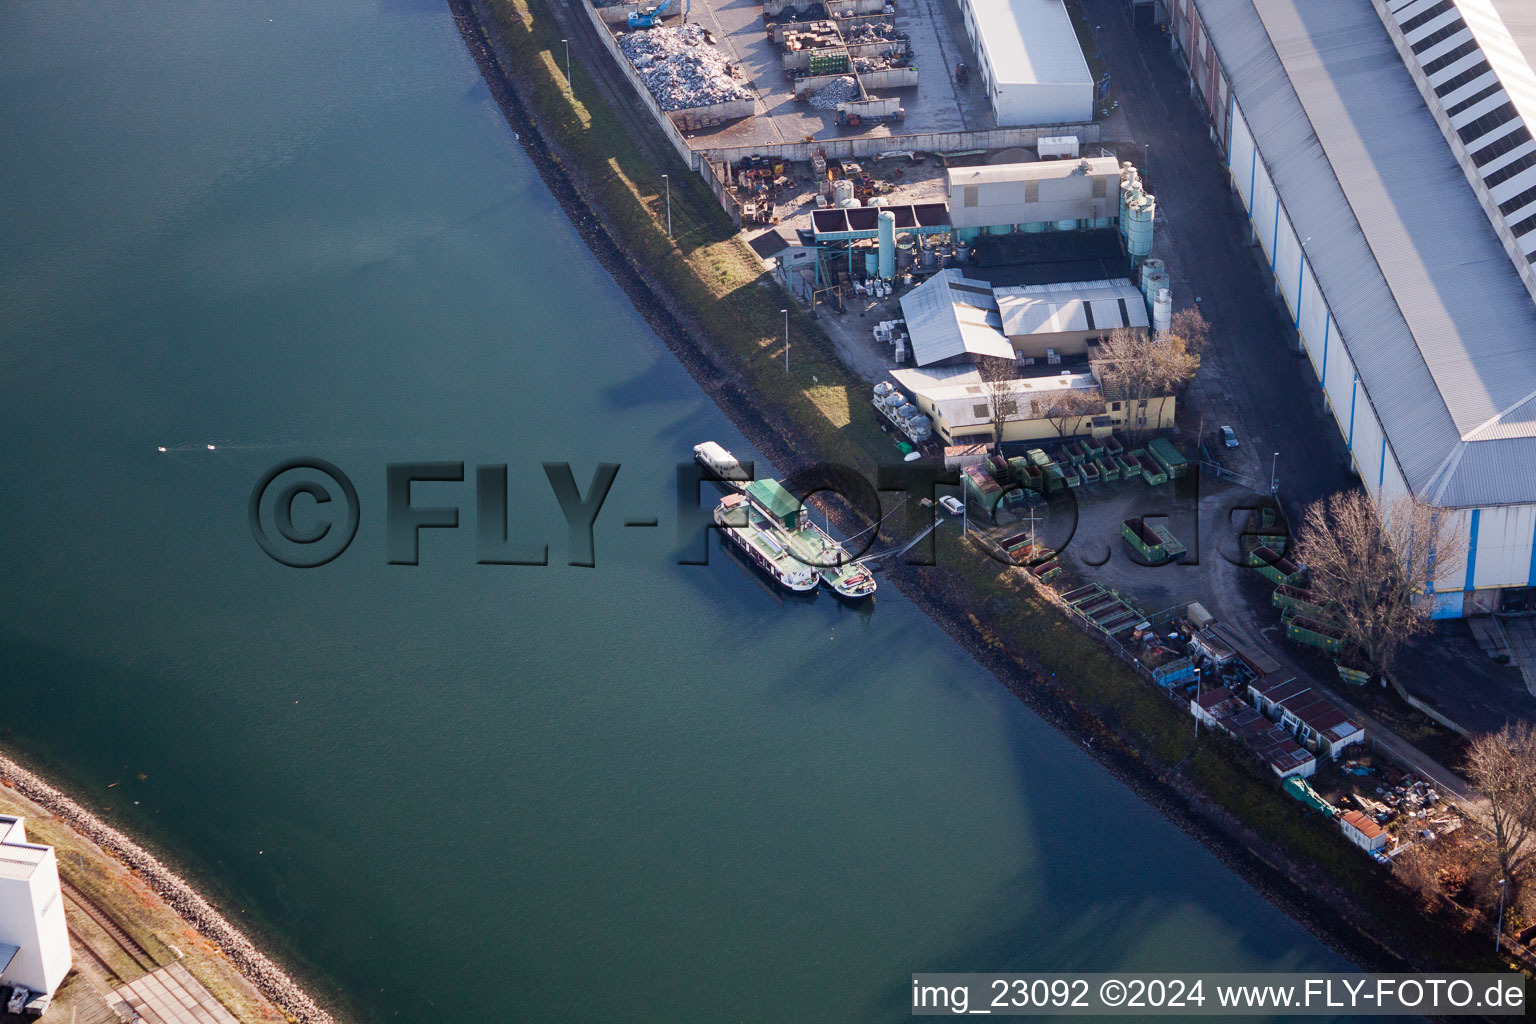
[957,0,1094,126]
[1166,0,1536,617]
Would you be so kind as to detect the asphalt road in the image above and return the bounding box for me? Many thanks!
[1069,1,1536,798]
[1082,0,1357,526]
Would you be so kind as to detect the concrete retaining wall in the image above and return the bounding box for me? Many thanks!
[827,0,890,14]
[699,121,1100,164]
[580,0,704,170]
[594,3,644,24]
[580,1,756,225]
[792,70,863,99]
[846,39,907,58]
[670,97,755,129]
[858,66,918,90]
[840,95,901,116]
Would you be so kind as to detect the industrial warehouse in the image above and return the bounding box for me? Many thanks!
[544,0,1536,935]
[955,0,1095,126]
[1167,0,1536,618]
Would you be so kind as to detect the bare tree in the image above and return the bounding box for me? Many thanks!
[1294,491,1466,680]
[1464,722,1536,892]
[1043,387,1102,439]
[978,357,1019,453]
[1090,326,1199,439]
[1168,306,1211,354]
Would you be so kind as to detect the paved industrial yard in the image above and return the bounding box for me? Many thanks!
[674,0,995,148]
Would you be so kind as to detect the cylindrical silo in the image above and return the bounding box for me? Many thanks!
[832,178,855,206]
[1124,188,1155,260]
[878,210,896,280]
[1152,288,1172,332]
[1140,257,1165,293]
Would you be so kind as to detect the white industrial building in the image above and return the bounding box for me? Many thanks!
[1167,0,1536,616]
[956,0,1094,127]
[0,816,71,1002]
[994,278,1149,359]
[898,270,1014,367]
[946,157,1120,234]
[899,270,1148,366]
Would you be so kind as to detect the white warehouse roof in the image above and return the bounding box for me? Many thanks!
[945,156,1119,190]
[1197,0,1536,507]
[1381,0,1536,276]
[966,0,1093,91]
[890,365,1098,429]
[899,270,1015,365]
[994,278,1148,337]
[1487,0,1536,68]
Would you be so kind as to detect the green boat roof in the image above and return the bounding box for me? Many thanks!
[747,478,803,521]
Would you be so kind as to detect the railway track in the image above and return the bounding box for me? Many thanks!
[61,879,157,973]
[65,923,121,982]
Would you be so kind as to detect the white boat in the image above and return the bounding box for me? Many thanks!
[714,493,820,592]
[742,478,876,602]
[693,441,748,488]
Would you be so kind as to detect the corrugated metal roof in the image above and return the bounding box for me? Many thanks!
[0,852,41,880]
[964,0,1093,90]
[1385,0,1536,270]
[899,270,1015,365]
[945,156,1118,188]
[1487,0,1536,69]
[1341,809,1386,838]
[1197,0,1536,507]
[994,278,1148,336]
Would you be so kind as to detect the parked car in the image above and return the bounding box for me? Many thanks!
[939,495,965,517]
[1220,425,1239,449]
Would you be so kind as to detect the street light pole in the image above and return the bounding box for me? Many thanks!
[662,174,671,237]
[1270,451,1280,496]
[1495,877,1508,952]
[781,308,789,374]
[1194,666,1202,738]
[562,38,571,99]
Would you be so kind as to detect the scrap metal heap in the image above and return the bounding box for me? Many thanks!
[809,75,858,108]
[842,20,901,44]
[618,24,752,111]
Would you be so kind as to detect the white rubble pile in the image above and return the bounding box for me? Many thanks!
[809,75,858,109]
[618,24,752,111]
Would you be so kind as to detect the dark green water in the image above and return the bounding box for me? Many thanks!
[1,1,1348,1020]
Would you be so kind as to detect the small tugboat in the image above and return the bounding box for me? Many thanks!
[713,493,820,592]
[804,518,876,601]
